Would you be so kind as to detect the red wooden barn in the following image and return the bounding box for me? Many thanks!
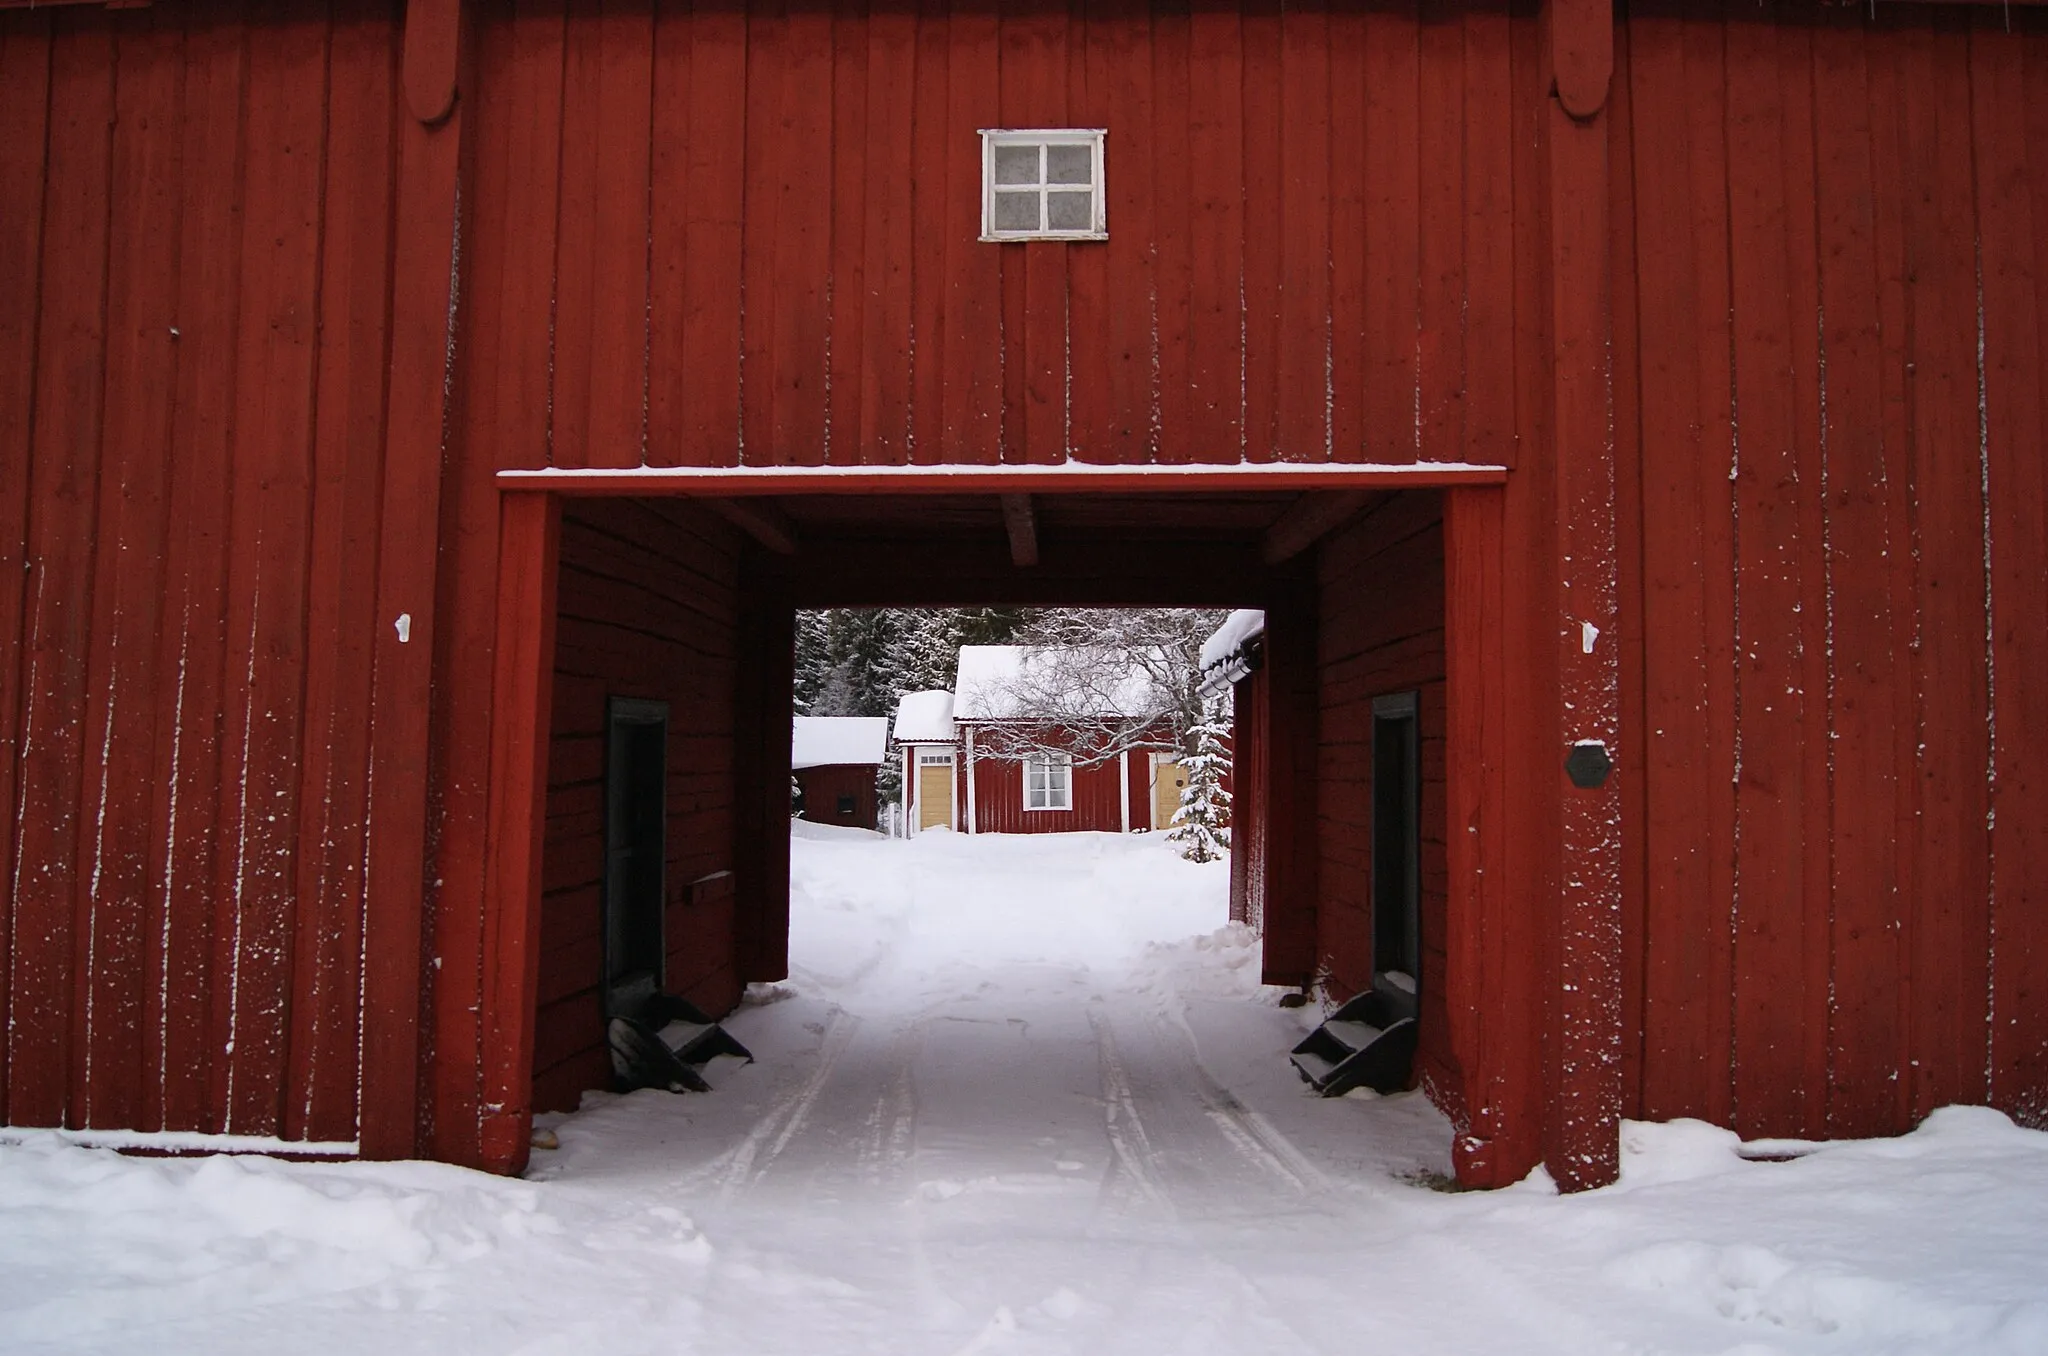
[792,716,888,830]
[2,0,2046,1191]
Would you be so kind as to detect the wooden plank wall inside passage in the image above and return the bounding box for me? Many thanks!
[1313,494,1454,1120]
[1616,0,2048,1138]
[0,0,415,1145]
[463,0,1517,471]
[531,498,747,1119]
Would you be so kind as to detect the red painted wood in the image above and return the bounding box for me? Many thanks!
[1237,0,1278,461]
[361,90,469,1163]
[1150,0,1191,466]
[907,0,949,465]
[1257,582,1318,987]
[1064,0,1111,462]
[796,765,880,830]
[0,8,52,1127]
[478,492,561,1175]
[75,10,185,1133]
[549,5,604,468]
[1547,0,1612,120]
[498,462,1506,495]
[585,0,656,470]
[11,12,115,1129]
[148,4,246,1134]
[1723,13,1815,1138]
[827,0,867,466]
[1898,16,1994,1120]
[1276,2,1329,463]
[679,0,745,466]
[1417,0,1464,469]
[1364,4,1421,465]
[942,0,1001,466]
[1977,10,2048,1130]
[1185,3,1242,463]
[402,0,461,124]
[857,3,915,464]
[1807,9,1904,1138]
[768,0,833,467]
[216,6,328,1137]
[286,2,397,1144]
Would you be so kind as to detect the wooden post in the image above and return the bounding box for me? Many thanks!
[1258,574,1319,988]
[476,492,560,1176]
[359,0,476,1161]
[1538,0,1624,1192]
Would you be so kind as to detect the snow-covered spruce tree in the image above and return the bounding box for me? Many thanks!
[1167,714,1232,863]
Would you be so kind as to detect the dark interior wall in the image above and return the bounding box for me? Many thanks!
[1315,494,1451,1104]
[532,499,746,1113]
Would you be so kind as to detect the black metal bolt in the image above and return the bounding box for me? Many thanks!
[1565,741,1612,789]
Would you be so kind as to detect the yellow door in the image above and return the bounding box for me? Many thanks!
[918,760,953,831]
[1153,756,1186,829]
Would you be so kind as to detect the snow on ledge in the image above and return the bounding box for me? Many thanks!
[0,1125,360,1158]
[495,460,1510,496]
[1199,609,1267,689]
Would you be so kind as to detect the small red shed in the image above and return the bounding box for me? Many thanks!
[791,717,888,831]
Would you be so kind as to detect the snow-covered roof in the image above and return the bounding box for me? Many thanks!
[792,716,890,769]
[892,690,956,743]
[953,645,1162,721]
[1199,609,1267,690]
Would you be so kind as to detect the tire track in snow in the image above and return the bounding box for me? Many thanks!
[1086,1007,1176,1217]
[711,1007,862,1199]
[857,1020,924,1184]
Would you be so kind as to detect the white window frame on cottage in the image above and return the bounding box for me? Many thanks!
[979,129,1108,242]
[1023,753,1073,811]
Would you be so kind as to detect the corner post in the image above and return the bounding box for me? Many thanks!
[1539,0,1625,1191]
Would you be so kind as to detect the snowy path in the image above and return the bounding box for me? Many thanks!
[3,827,2046,1354]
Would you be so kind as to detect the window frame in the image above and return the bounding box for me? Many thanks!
[979,128,1108,243]
[1022,752,1074,812]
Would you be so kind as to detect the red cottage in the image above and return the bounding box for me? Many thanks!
[2,0,2045,1192]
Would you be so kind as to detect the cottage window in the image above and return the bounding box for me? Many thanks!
[980,130,1107,242]
[1024,754,1072,811]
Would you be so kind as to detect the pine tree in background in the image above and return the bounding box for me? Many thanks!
[1168,713,1232,863]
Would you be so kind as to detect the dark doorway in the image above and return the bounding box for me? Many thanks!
[1371,691,1421,1018]
[605,697,669,1020]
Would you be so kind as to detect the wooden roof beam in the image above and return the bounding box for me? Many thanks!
[1260,490,1377,565]
[705,497,799,555]
[1001,494,1039,567]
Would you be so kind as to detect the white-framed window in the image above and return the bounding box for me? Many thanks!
[1024,753,1073,811]
[918,749,954,765]
[980,129,1107,242]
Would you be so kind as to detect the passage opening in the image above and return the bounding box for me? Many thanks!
[605,696,670,1020]
[1370,690,1421,1019]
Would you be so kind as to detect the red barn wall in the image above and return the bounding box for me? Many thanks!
[0,0,408,1145]
[796,765,879,830]
[1314,494,1453,1118]
[1613,0,2048,1139]
[462,0,1522,471]
[534,498,747,1114]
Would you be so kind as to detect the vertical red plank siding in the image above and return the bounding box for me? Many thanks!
[286,3,396,1143]
[1276,4,1329,463]
[1363,4,1421,465]
[0,10,55,1127]
[826,0,868,466]
[768,1,833,466]
[1899,17,1994,1119]
[1185,4,1242,463]
[588,0,657,470]
[1149,0,1191,466]
[217,6,329,1137]
[1975,14,2048,1131]
[1237,0,1279,462]
[858,4,916,463]
[1808,10,1903,1138]
[1723,14,1815,1138]
[678,0,746,467]
[10,13,114,1128]
[149,5,248,1135]
[75,11,185,1132]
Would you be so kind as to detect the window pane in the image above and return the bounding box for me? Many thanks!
[992,190,1040,232]
[993,144,1040,187]
[1047,191,1093,231]
[1046,144,1092,185]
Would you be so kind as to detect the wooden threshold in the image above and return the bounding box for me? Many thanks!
[495,461,1509,497]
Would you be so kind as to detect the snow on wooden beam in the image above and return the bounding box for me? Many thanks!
[494,461,1510,497]
[1259,490,1379,565]
[704,497,800,555]
[1001,494,1039,567]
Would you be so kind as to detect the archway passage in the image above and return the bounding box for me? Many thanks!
[485,482,1539,1189]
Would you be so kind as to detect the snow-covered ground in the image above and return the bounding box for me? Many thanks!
[4,825,2046,1354]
